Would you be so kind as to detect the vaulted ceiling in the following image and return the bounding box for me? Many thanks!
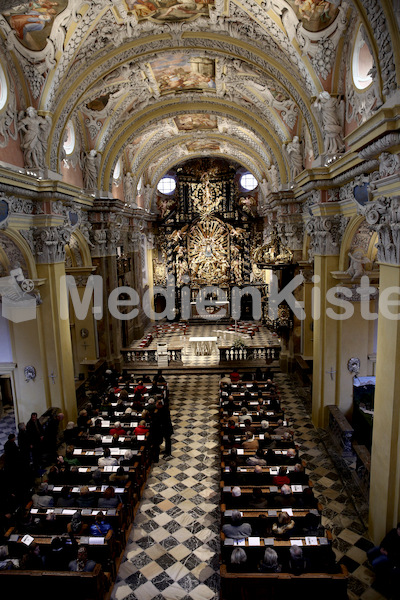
[0,0,398,206]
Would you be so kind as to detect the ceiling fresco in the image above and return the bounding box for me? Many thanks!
[0,0,390,208]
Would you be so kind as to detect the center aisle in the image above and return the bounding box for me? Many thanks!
[112,374,221,600]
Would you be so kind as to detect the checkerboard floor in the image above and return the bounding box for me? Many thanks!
[129,322,279,352]
[0,405,16,455]
[111,372,385,600]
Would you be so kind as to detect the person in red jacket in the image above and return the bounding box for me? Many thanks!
[134,380,146,395]
[272,466,290,487]
[133,420,149,436]
[230,369,240,382]
[109,421,126,436]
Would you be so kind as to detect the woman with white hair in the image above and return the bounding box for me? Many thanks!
[229,547,248,572]
[258,547,282,573]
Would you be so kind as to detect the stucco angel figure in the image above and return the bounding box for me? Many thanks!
[285,136,303,180]
[346,250,369,280]
[313,92,344,155]
[18,106,51,169]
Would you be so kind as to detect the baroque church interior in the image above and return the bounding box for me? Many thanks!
[0,0,399,598]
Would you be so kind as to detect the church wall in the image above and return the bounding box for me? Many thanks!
[0,314,12,362]
[60,161,84,188]
[0,136,24,168]
[8,316,49,424]
[337,301,376,419]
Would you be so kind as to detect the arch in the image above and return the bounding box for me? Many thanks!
[0,229,37,279]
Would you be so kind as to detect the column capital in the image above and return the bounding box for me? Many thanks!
[363,196,400,265]
[89,224,121,258]
[306,214,348,259]
[21,225,71,264]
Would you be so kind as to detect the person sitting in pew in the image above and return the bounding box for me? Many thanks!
[77,486,96,508]
[258,547,282,573]
[32,483,54,509]
[272,511,295,539]
[243,419,255,435]
[119,389,129,402]
[288,544,308,575]
[20,542,44,569]
[67,512,87,536]
[248,487,268,509]
[119,450,135,466]
[223,395,237,412]
[222,510,252,539]
[44,536,72,571]
[289,463,307,484]
[68,546,96,572]
[228,487,243,509]
[133,420,149,436]
[134,380,146,396]
[109,421,126,437]
[272,467,290,487]
[110,466,129,484]
[242,432,259,450]
[239,407,252,424]
[98,486,119,509]
[90,512,113,537]
[64,446,80,467]
[230,369,240,383]
[300,487,318,509]
[273,484,298,508]
[98,448,118,467]
[229,547,248,572]
[246,449,267,467]
[299,512,324,538]
[56,486,75,508]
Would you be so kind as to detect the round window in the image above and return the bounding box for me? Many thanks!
[157,177,176,194]
[352,28,373,91]
[63,121,75,156]
[240,173,258,191]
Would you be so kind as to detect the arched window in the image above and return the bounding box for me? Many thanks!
[352,28,373,91]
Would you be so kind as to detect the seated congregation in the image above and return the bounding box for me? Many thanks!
[0,368,171,598]
[218,369,348,599]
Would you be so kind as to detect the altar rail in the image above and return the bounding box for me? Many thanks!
[219,346,280,361]
[121,349,182,363]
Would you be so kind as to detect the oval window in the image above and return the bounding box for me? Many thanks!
[352,28,373,91]
[157,177,176,194]
[113,158,121,180]
[63,121,75,156]
[240,173,258,191]
[0,63,7,111]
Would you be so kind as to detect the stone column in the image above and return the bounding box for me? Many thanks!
[90,225,123,368]
[24,226,77,422]
[364,196,400,543]
[306,214,347,427]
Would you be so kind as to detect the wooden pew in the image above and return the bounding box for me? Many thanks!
[220,564,349,600]
[0,564,108,600]
[5,528,117,577]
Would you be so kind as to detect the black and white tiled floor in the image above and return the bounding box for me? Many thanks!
[0,405,16,455]
[112,374,221,600]
[111,372,385,600]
